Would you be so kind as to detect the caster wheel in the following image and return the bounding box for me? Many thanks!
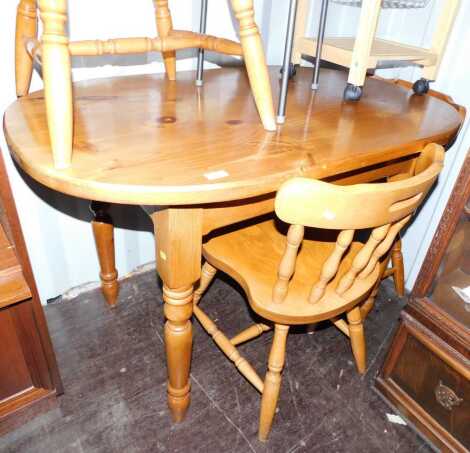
[279,63,297,79]
[343,83,363,101]
[412,78,430,95]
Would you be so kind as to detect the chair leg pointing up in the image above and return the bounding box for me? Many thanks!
[154,0,177,80]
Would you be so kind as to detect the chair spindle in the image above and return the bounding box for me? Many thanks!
[193,304,264,393]
[230,323,272,346]
[193,261,217,306]
[336,223,391,295]
[360,281,380,319]
[309,229,355,304]
[359,215,411,280]
[331,317,350,336]
[272,224,304,303]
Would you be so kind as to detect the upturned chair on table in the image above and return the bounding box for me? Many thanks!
[15,0,276,170]
[14,0,276,307]
[193,143,444,441]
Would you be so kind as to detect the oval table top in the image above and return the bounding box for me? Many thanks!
[3,67,463,206]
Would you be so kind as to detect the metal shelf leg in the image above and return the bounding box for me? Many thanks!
[196,0,209,87]
[277,0,298,124]
[312,0,329,90]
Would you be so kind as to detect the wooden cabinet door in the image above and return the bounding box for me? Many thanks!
[0,299,55,423]
[0,149,61,434]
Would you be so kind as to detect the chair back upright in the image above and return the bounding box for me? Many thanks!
[272,143,444,305]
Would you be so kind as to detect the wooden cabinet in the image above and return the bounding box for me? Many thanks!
[376,152,470,452]
[0,150,62,435]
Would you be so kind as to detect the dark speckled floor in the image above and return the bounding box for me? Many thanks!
[0,270,433,453]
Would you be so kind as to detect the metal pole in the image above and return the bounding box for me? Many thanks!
[196,0,209,87]
[312,0,329,90]
[277,0,298,124]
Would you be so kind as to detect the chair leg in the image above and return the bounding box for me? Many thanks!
[391,237,405,297]
[259,324,289,441]
[360,283,379,320]
[346,306,366,374]
[153,0,177,80]
[38,0,73,169]
[90,202,119,307]
[15,0,38,97]
[230,0,276,131]
[193,261,217,305]
[361,258,387,319]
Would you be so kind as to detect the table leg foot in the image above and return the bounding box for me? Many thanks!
[167,382,191,422]
[163,285,193,422]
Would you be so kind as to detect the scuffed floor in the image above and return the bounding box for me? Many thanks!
[0,270,433,452]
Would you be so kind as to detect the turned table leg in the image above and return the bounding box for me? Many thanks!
[162,285,194,421]
[90,201,119,307]
[151,208,203,421]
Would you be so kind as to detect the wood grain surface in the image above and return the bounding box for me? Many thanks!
[3,67,463,206]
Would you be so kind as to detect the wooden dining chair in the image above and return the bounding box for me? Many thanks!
[15,0,276,170]
[193,143,444,441]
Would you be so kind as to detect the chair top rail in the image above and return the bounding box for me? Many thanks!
[275,143,444,230]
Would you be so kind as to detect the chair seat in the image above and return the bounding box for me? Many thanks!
[203,219,380,325]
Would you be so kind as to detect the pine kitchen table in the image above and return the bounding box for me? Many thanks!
[3,67,464,422]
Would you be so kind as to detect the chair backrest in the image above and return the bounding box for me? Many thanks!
[272,143,444,304]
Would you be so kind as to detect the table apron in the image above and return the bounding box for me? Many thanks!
[201,154,417,235]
